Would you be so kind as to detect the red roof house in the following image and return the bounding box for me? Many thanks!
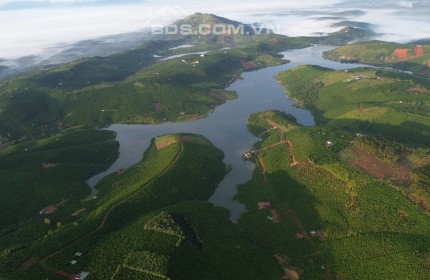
[241,60,256,69]
[393,49,409,60]
[257,201,271,210]
[414,45,424,57]
[40,205,57,215]
[427,60,430,68]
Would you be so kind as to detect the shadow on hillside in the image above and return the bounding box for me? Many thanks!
[237,167,336,279]
[326,118,430,146]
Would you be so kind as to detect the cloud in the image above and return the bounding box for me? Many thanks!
[0,0,429,62]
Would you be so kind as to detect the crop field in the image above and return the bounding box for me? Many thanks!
[237,109,430,279]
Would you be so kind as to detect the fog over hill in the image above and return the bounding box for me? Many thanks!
[0,0,429,77]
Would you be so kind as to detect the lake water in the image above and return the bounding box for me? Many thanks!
[87,45,370,221]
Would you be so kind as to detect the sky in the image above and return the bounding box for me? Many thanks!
[1,0,430,61]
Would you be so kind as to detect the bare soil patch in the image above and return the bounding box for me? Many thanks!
[155,139,178,150]
[208,91,234,101]
[240,60,256,69]
[257,156,266,173]
[42,163,58,169]
[350,145,412,185]
[270,209,281,224]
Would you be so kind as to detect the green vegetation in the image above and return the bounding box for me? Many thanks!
[323,41,430,78]
[276,66,430,144]
[0,129,118,227]
[0,36,296,140]
[2,13,426,280]
[237,110,430,279]
[121,251,170,279]
[144,212,185,246]
[0,13,312,141]
[1,134,282,279]
[0,13,373,142]
[276,64,430,204]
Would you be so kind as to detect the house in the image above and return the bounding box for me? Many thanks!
[39,205,57,215]
[257,201,272,210]
[392,49,409,60]
[414,45,424,57]
[70,260,77,265]
[242,152,253,160]
[240,60,256,69]
[427,60,430,68]
[75,252,83,257]
[325,140,333,147]
[74,271,90,280]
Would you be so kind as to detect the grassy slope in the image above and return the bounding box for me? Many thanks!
[237,111,430,280]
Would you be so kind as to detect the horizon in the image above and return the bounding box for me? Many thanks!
[1,0,430,76]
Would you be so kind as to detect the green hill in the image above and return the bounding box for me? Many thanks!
[0,15,312,142]
[324,41,430,78]
[0,129,118,227]
[0,134,280,279]
[236,103,430,279]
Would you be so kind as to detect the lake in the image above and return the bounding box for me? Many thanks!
[87,45,370,221]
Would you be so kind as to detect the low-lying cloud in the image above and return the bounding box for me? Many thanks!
[0,0,429,68]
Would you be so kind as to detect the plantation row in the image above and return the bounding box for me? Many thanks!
[144,212,185,246]
[238,110,430,279]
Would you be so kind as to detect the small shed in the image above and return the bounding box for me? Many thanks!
[74,271,90,280]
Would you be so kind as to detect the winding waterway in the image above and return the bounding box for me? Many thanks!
[87,45,370,221]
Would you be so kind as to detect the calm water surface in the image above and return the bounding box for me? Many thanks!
[87,45,370,221]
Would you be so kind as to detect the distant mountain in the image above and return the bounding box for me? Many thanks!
[157,13,272,46]
[175,13,242,28]
[325,26,377,43]
[0,30,154,79]
[171,13,271,36]
[331,21,375,29]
